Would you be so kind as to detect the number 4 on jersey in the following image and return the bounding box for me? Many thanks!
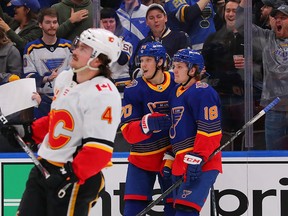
[102,106,112,124]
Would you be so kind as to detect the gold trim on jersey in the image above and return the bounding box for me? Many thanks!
[176,85,188,97]
[84,143,113,153]
[130,145,171,156]
[197,130,222,137]
[27,43,44,54]
[175,147,194,156]
[142,71,171,92]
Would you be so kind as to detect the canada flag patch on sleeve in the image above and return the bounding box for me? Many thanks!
[96,83,112,91]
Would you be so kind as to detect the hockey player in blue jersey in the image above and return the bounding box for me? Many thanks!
[164,0,216,51]
[121,42,176,215]
[169,49,222,216]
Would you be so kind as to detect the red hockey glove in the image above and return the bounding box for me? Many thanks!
[184,153,204,183]
[141,112,171,134]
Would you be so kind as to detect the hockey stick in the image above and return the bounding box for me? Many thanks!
[136,97,280,216]
[0,110,71,198]
[0,110,50,179]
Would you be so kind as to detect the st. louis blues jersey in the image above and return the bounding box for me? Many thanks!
[164,0,216,51]
[169,81,222,176]
[23,38,72,97]
[121,72,176,171]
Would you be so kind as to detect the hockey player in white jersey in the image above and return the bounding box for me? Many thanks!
[16,28,122,216]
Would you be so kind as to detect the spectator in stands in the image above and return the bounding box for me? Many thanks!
[23,8,72,119]
[51,0,93,41]
[131,3,191,75]
[258,0,277,29]
[236,1,288,150]
[0,27,21,84]
[164,0,216,51]
[100,7,133,93]
[0,0,42,54]
[202,0,245,133]
[117,0,149,55]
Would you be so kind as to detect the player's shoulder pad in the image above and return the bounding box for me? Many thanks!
[195,81,209,89]
[125,79,139,89]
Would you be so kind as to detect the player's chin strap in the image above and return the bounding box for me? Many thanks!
[181,67,195,87]
[73,58,99,73]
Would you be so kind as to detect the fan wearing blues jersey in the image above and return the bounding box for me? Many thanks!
[121,42,176,216]
[169,49,222,216]
[23,8,72,119]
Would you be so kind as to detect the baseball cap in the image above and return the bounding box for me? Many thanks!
[10,0,40,13]
[271,4,288,17]
[262,0,276,7]
[146,3,167,18]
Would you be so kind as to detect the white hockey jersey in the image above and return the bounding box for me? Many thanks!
[23,38,72,96]
[38,69,122,163]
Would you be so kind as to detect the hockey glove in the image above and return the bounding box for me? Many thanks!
[45,161,78,189]
[141,112,171,134]
[0,124,36,150]
[184,153,204,183]
[160,152,175,179]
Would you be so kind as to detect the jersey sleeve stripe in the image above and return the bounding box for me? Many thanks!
[83,137,114,148]
[84,143,113,153]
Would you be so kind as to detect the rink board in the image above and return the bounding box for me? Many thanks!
[1,151,288,216]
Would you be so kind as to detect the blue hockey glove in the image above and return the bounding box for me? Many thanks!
[184,153,204,182]
[141,112,171,134]
[45,161,78,189]
[160,152,175,179]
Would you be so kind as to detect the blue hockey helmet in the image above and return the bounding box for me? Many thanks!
[137,41,166,63]
[172,49,204,72]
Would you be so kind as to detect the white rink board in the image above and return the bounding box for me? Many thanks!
[90,154,288,216]
[1,152,288,216]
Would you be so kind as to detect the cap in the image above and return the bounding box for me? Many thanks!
[146,3,166,18]
[262,0,276,7]
[271,4,288,17]
[10,0,40,13]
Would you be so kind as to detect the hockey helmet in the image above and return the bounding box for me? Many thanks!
[172,49,204,72]
[138,41,166,63]
[78,28,121,63]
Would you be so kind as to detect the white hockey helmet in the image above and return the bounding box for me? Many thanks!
[79,28,121,63]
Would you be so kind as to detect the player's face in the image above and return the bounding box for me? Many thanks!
[40,16,59,37]
[70,41,93,69]
[146,9,167,35]
[140,56,157,79]
[273,12,288,38]
[172,61,189,84]
[224,1,238,30]
[101,18,116,34]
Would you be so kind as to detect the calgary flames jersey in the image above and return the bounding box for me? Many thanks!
[38,69,122,183]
